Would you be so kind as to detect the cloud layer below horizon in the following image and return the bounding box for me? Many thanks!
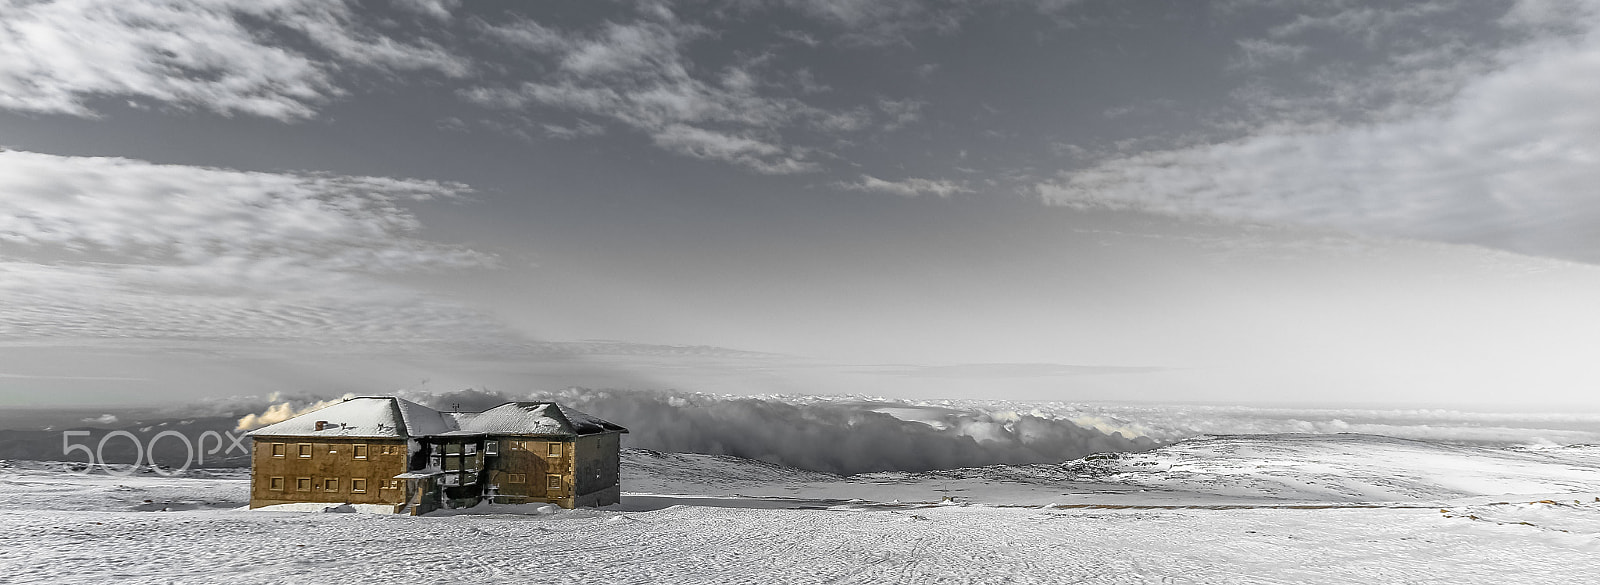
[202,388,1600,474]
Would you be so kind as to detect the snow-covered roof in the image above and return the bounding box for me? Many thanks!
[246,397,623,439]
[246,396,459,439]
[393,396,459,436]
[553,403,629,435]
[453,402,627,437]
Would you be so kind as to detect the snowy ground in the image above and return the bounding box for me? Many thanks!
[3,434,1599,584]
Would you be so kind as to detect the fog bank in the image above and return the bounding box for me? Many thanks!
[406,388,1157,475]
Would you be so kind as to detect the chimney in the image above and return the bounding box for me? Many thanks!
[315,421,328,431]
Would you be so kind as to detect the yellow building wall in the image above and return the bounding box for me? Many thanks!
[249,437,409,509]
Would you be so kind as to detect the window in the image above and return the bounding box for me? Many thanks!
[388,479,401,490]
[324,478,339,492]
[328,445,337,454]
[269,477,285,491]
[353,444,368,459]
[484,440,499,456]
[547,442,562,457]
[297,477,311,491]
[506,473,525,484]
[547,474,562,490]
[298,444,312,458]
[444,457,460,472]
[351,479,367,493]
[271,443,285,457]
[445,443,461,455]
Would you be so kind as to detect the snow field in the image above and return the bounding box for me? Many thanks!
[2,501,1597,584]
[5,434,1600,583]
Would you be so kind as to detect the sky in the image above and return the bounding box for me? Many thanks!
[2,0,1600,408]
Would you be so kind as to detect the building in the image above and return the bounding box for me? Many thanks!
[246,396,627,514]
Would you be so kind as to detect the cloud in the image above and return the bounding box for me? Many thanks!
[403,388,1156,474]
[0,150,488,271]
[1213,1,1547,126]
[0,0,469,120]
[464,8,815,172]
[464,4,912,174]
[876,98,925,130]
[0,261,509,347]
[1046,402,1600,447]
[652,125,817,174]
[860,363,1171,378]
[823,397,1600,448]
[1039,3,1600,262]
[80,414,118,425]
[392,0,460,21]
[0,149,510,348]
[542,119,607,140]
[0,372,150,381]
[1230,38,1308,70]
[518,340,783,359]
[786,0,967,45]
[839,174,969,198]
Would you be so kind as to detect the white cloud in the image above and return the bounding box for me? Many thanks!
[1068,402,1600,446]
[0,150,509,348]
[840,175,970,198]
[0,373,148,381]
[542,119,608,140]
[465,9,817,173]
[0,151,488,271]
[815,107,873,132]
[465,5,910,174]
[392,0,460,21]
[0,0,469,120]
[1040,2,1600,262]
[0,259,509,348]
[787,0,966,45]
[653,125,818,174]
[876,98,925,131]
[1230,38,1308,70]
[558,18,699,76]
[1211,1,1544,126]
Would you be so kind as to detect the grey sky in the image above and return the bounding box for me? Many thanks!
[2,0,1599,408]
